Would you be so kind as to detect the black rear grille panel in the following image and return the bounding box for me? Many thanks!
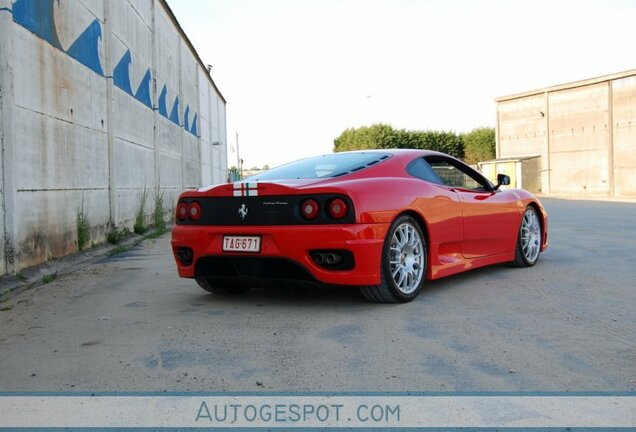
[177,194,354,225]
[195,256,316,282]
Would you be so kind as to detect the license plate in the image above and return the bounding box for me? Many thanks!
[222,236,261,253]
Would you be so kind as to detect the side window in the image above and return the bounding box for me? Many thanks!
[425,156,488,191]
[407,158,444,185]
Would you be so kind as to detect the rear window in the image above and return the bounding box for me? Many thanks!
[248,152,391,180]
[406,158,444,184]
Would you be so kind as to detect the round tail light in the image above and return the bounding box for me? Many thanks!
[301,199,319,220]
[176,202,188,221]
[328,198,348,219]
[188,202,201,221]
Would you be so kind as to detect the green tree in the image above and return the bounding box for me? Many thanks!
[333,123,397,152]
[414,130,464,159]
[462,127,496,164]
[333,124,465,159]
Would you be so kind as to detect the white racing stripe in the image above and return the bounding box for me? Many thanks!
[233,182,259,197]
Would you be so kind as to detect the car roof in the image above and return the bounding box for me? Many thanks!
[338,148,444,157]
[337,149,453,165]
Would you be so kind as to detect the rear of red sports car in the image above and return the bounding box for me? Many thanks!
[171,152,396,289]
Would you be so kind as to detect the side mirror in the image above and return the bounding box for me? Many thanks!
[494,174,510,190]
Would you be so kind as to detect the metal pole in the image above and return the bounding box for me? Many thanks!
[235,131,241,180]
[545,91,551,195]
[607,80,614,197]
[0,5,16,274]
[235,132,240,169]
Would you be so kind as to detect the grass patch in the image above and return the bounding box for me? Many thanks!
[153,186,165,231]
[77,201,90,251]
[134,187,149,235]
[106,227,128,244]
[0,290,11,310]
[41,274,56,284]
[108,244,131,257]
[0,289,10,303]
[16,272,27,282]
[144,226,168,240]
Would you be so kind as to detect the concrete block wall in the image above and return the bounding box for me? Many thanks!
[611,75,636,198]
[496,94,549,193]
[0,0,227,275]
[496,70,636,199]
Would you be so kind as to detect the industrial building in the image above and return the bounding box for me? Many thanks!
[495,69,636,199]
[0,0,227,275]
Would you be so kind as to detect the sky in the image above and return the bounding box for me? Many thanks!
[167,0,636,169]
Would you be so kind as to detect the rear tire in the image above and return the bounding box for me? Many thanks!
[360,215,427,303]
[196,278,250,295]
[512,206,542,267]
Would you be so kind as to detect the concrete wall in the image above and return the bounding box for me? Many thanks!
[496,94,549,193]
[612,75,636,198]
[496,70,636,199]
[0,0,227,274]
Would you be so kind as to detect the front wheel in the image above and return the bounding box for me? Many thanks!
[196,278,250,295]
[512,206,542,267]
[360,215,427,303]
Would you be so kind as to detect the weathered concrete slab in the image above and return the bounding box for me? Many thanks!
[497,70,636,199]
[0,0,228,275]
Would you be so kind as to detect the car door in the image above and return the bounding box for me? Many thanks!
[424,155,520,258]
[406,157,464,266]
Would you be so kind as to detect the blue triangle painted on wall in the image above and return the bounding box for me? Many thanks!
[66,19,104,76]
[135,69,152,109]
[169,96,180,125]
[12,0,63,49]
[158,85,168,117]
[190,113,198,136]
[183,105,190,130]
[113,50,133,95]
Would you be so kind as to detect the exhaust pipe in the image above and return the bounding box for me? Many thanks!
[176,247,193,266]
[312,250,347,268]
[313,253,325,265]
[325,253,341,265]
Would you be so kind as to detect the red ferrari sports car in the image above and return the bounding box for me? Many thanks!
[171,149,548,303]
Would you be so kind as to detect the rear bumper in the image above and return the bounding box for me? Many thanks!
[171,223,389,286]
